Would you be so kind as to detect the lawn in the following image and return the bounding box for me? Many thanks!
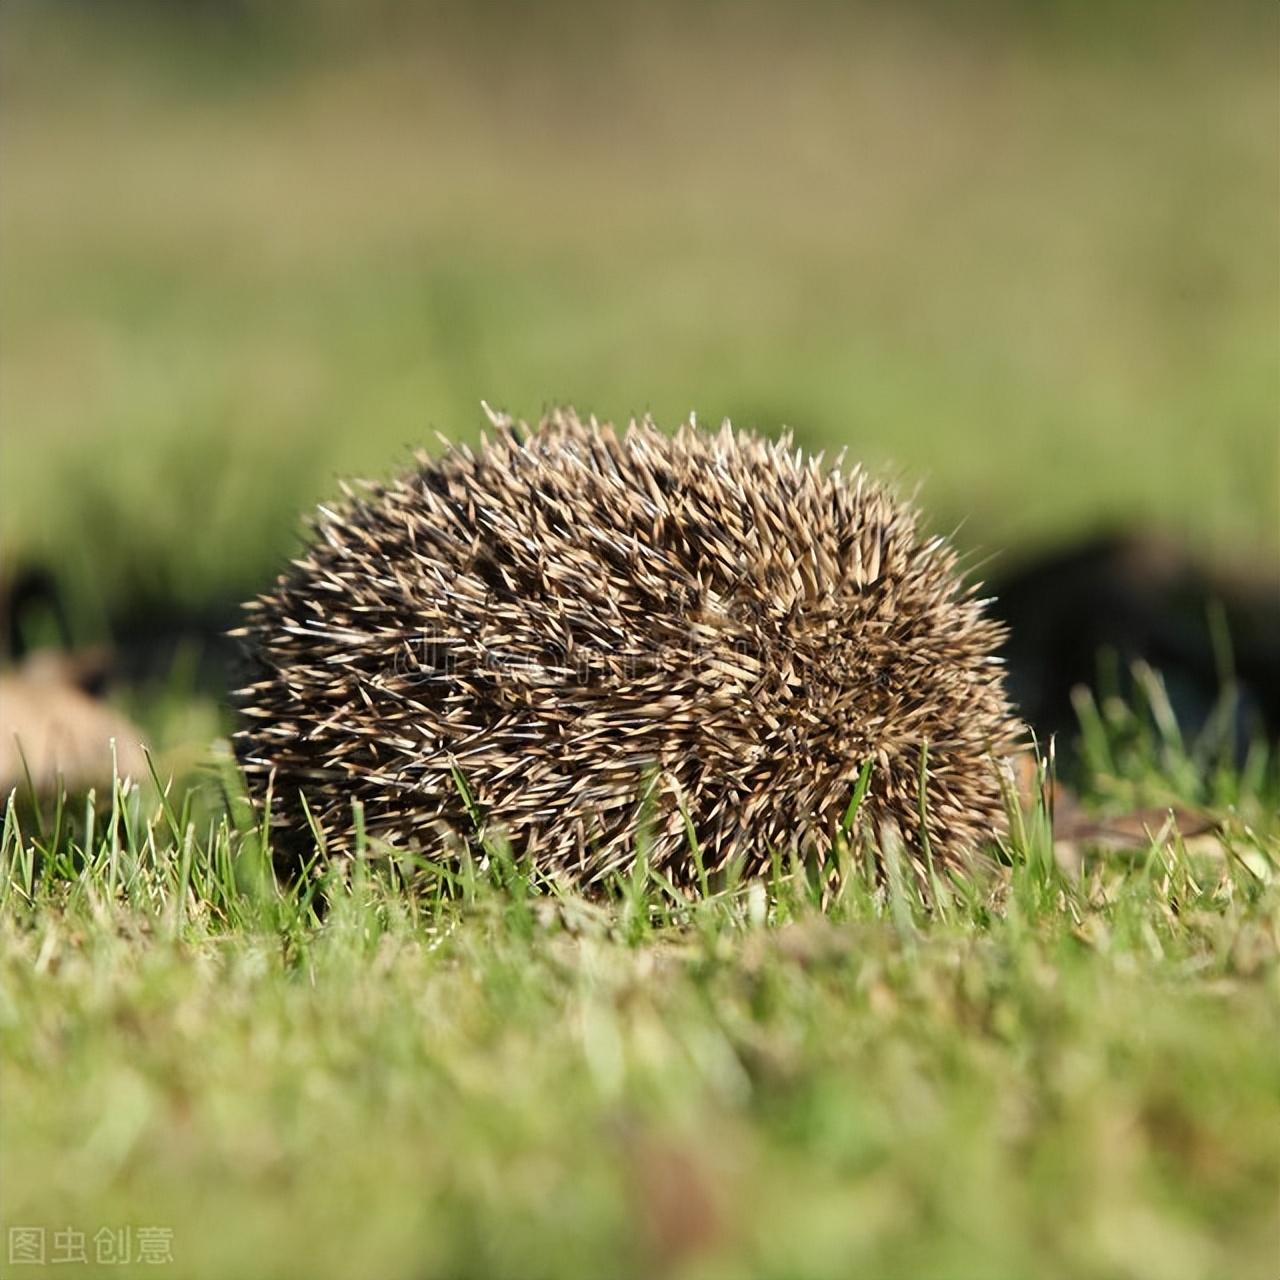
[2,1,1276,629]
[1,4,1278,1278]
[2,706,1278,1279]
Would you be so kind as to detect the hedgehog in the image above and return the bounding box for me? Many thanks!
[233,409,1022,887]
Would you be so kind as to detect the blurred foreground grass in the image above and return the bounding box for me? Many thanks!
[2,703,1278,1280]
[2,1,1276,631]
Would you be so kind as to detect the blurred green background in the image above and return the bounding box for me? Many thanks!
[2,0,1277,634]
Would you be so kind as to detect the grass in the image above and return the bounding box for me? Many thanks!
[2,4,1278,1276]
[2,2,1277,630]
[2,692,1278,1280]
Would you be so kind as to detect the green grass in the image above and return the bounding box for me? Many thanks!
[2,6,1278,1277]
[3,694,1278,1280]
[2,2,1277,629]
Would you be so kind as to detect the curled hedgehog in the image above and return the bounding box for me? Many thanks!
[233,409,1021,885]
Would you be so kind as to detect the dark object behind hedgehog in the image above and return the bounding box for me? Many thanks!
[233,410,1021,885]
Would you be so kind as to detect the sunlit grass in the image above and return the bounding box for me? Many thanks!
[1,6,1277,1276]
[2,688,1277,1279]
[2,2,1276,628]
